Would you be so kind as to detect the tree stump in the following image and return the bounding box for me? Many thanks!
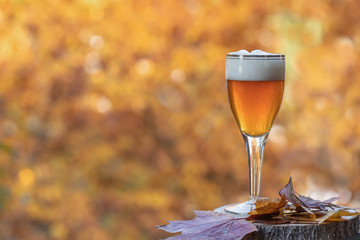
[214,205,360,240]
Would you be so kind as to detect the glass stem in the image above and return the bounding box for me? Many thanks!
[242,132,269,199]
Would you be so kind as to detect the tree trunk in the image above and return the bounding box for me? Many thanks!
[214,205,359,240]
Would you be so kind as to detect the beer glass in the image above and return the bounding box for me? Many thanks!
[225,50,285,215]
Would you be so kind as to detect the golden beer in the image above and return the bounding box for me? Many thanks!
[227,80,284,136]
[224,50,285,215]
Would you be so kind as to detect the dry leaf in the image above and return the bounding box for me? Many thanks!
[279,177,316,219]
[297,194,338,210]
[247,195,287,219]
[318,209,360,223]
[157,210,257,239]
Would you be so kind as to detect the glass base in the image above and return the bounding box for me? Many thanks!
[224,197,269,216]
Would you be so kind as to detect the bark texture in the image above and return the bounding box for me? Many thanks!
[214,205,359,240]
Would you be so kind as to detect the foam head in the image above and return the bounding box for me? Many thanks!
[226,49,285,81]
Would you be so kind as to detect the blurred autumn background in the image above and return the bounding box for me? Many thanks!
[1,0,360,239]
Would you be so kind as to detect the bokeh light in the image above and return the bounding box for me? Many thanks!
[0,0,360,239]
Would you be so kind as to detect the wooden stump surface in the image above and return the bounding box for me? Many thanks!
[214,205,360,240]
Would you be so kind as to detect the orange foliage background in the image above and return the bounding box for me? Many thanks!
[0,0,360,239]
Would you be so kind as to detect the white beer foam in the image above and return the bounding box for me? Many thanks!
[226,49,285,81]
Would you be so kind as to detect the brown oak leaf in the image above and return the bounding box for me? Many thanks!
[247,195,287,220]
